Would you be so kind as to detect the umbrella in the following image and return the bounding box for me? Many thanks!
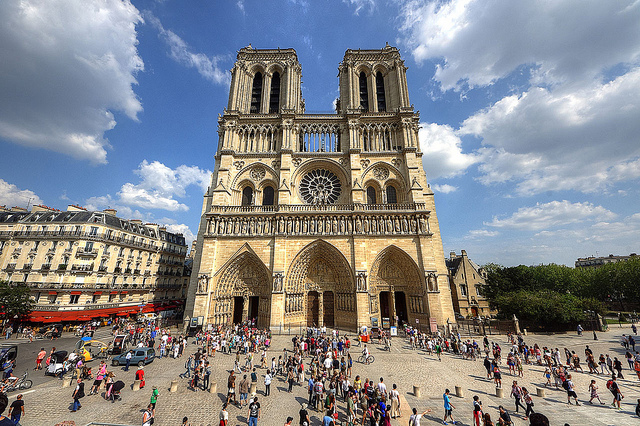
[112,380,125,392]
[81,336,92,342]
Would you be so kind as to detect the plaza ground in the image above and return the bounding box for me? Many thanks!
[8,325,640,425]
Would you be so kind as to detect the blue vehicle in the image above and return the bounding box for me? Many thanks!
[111,347,155,367]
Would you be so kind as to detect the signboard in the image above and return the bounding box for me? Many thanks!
[197,316,204,326]
[382,317,390,329]
[390,326,397,336]
[415,318,419,324]
[430,318,438,333]
[190,318,198,328]
[371,317,379,327]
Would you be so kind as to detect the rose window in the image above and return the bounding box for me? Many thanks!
[299,169,341,204]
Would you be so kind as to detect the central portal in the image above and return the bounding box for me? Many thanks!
[233,296,244,324]
[307,291,319,326]
[323,291,334,327]
[248,296,259,324]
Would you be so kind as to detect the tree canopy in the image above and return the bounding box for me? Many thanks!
[0,280,33,321]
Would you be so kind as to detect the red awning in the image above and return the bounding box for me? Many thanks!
[120,291,128,294]
[93,291,102,295]
[27,304,142,323]
[48,291,57,295]
[116,312,130,316]
[110,291,118,294]
[70,291,81,295]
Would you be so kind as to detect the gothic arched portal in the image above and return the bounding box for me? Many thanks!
[369,245,426,327]
[285,240,355,329]
[211,250,271,328]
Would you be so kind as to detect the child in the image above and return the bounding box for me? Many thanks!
[543,367,551,387]
[588,380,604,405]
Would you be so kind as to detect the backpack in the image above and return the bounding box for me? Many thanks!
[606,380,613,390]
[562,380,569,390]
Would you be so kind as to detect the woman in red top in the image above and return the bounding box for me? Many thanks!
[135,366,145,388]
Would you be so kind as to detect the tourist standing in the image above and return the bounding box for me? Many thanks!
[219,403,229,426]
[443,388,456,425]
[248,396,261,426]
[142,404,154,426]
[264,370,272,396]
[8,393,24,424]
[71,378,85,412]
[472,395,482,426]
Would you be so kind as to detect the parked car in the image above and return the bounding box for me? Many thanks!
[111,347,155,367]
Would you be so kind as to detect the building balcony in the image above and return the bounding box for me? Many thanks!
[41,264,52,271]
[76,247,98,257]
[133,269,140,275]
[208,202,427,214]
[113,267,122,274]
[71,263,94,273]
[124,268,132,274]
[57,263,68,271]
[98,266,108,272]
[22,264,32,271]
[5,263,16,272]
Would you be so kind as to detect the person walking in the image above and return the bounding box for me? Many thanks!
[588,379,604,404]
[35,348,46,370]
[409,407,431,426]
[472,395,482,426]
[71,378,85,412]
[389,384,401,419]
[202,361,211,391]
[565,374,579,405]
[150,386,159,411]
[248,396,261,426]
[8,393,24,424]
[142,404,154,426]
[124,350,133,372]
[442,388,456,425]
[264,370,272,396]
[219,403,229,426]
[522,387,534,420]
[607,375,623,410]
[510,381,525,414]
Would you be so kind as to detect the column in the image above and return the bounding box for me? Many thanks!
[262,73,272,114]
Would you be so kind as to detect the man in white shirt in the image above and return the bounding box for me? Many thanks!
[377,377,387,396]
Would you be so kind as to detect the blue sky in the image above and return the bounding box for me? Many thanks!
[1,0,639,266]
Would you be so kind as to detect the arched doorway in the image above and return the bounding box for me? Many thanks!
[212,249,272,328]
[286,240,355,330]
[370,246,426,328]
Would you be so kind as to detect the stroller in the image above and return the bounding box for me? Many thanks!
[45,350,67,376]
[110,380,125,402]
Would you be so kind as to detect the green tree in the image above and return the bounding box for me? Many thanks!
[0,280,33,321]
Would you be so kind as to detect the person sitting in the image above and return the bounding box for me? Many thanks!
[497,405,512,425]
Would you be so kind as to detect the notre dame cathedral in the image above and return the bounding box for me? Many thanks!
[184,45,455,332]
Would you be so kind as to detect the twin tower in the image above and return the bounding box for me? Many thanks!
[184,45,455,332]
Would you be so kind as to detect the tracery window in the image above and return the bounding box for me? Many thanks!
[376,71,386,112]
[262,186,275,206]
[269,72,280,113]
[299,169,341,204]
[241,187,253,206]
[366,186,377,205]
[250,72,263,114]
[359,72,369,112]
[386,185,397,204]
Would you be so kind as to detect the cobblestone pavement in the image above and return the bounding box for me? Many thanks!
[10,326,640,426]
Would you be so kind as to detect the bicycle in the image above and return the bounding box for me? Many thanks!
[357,354,375,364]
[2,371,33,392]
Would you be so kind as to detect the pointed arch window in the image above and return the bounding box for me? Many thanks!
[366,186,377,205]
[376,71,386,112]
[241,187,254,206]
[359,72,369,112]
[386,186,397,204]
[250,72,263,114]
[262,186,275,206]
[269,72,280,113]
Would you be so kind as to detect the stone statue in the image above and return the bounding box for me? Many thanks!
[273,273,284,293]
[198,275,209,293]
[427,273,438,292]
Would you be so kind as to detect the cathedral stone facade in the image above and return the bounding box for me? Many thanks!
[184,45,455,332]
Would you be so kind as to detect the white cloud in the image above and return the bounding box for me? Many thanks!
[236,0,245,14]
[343,0,375,15]
[398,0,640,91]
[0,0,144,164]
[466,229,499,238]
[0,179,43,208]
[432,184,457,194]
[419,123,477,180]
[484,200,617,231]
[158,218,196,246]
[87,160,211,212]
[461,69,640,194]
[147,13,230,86]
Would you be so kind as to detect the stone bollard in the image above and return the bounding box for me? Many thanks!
[536,387,546,398]
[62,375,72,388]
[250,383,257,396]
[170,379,179,392]
[210,381,217,394]
[413,385,421,398]
[455,386,464,398]
[523,329,527,336]
[133,380,141,392]
[496,387,504,398]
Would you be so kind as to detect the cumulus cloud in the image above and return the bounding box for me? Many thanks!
[0,179,43,208]
[419,123,477,180]
[398,0,640,91]
[467,229,499,238]
[158,218,196,246]
[461,69,640,194]
[432,184,457,194]
[484,200,617,231]
[0,0,144,164]
[87,160,211,212]
[147,13,230,86]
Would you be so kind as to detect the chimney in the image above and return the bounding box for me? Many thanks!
[103,208,117,216]
[10,206,28,213]
[130,219,142,224]
[461,249,467,256]
[450,251,457,259]
[67,204,86,212]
